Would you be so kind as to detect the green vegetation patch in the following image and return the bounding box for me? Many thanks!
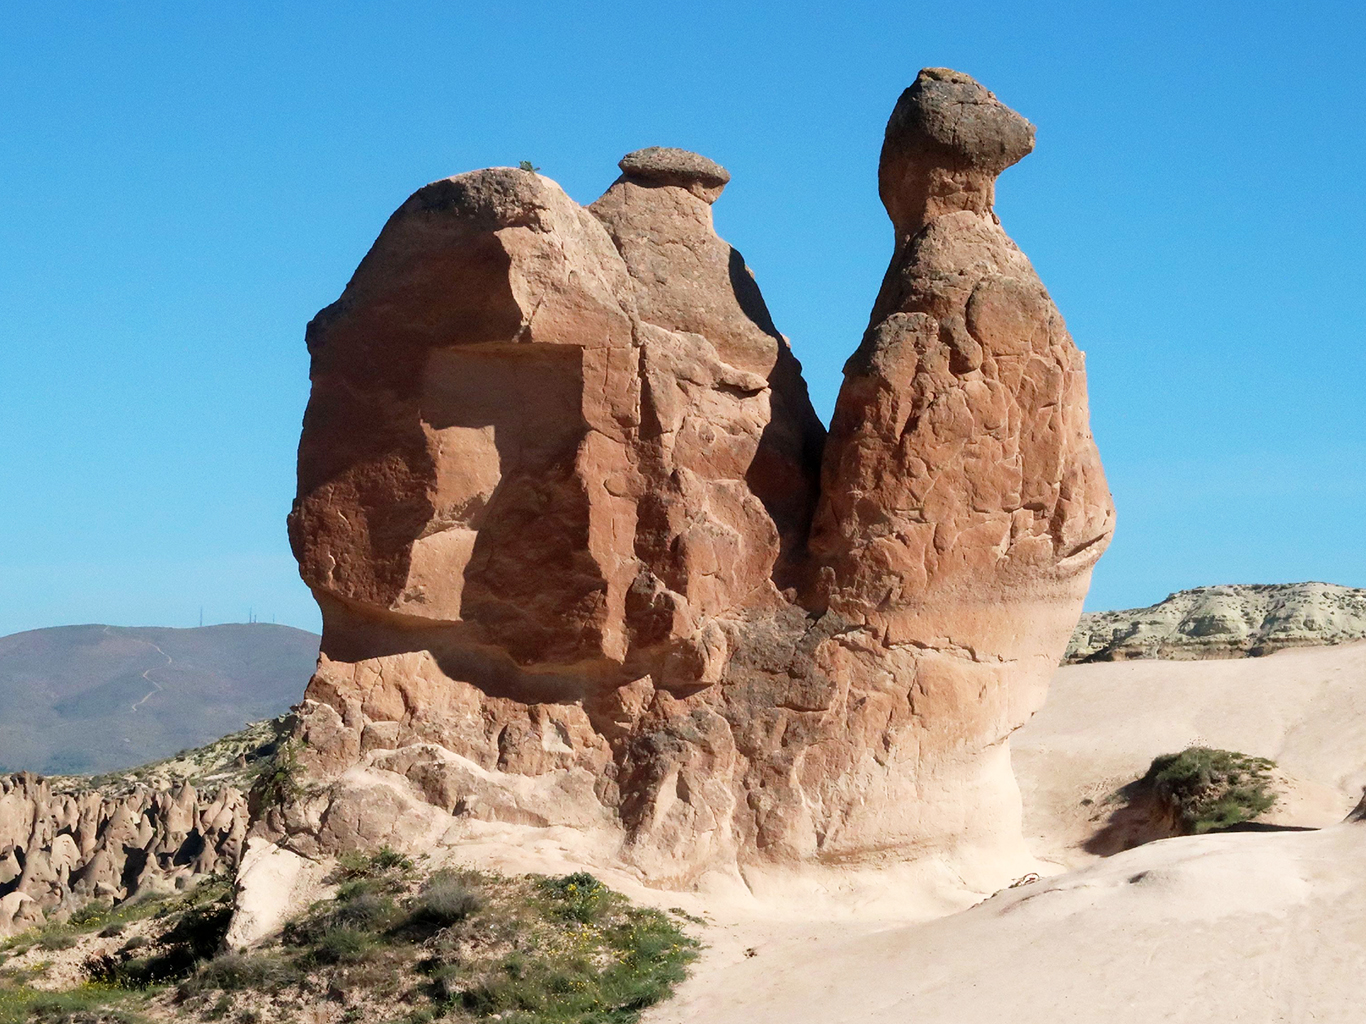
[81,875,235,990]
[0,981,147,1024]
[2,858,697,1024]
[178,865,698,1024]
[1142,746,1278,833]
[251,737,304,809]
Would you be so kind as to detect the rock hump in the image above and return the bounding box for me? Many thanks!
[278,68,1114,890]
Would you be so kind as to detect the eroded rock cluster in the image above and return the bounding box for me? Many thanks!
[274,68,1113,886]
[0,774,247,937]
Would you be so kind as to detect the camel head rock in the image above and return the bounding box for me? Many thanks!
[274,68,1113,895]
[879,67,1036,233]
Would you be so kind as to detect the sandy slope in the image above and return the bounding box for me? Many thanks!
[649,823,1366,1023]
[644,642,1366,1023]
[1015,640,1366,866]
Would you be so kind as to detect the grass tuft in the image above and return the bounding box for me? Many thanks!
[404,870,482,932]
[178,951,298,996]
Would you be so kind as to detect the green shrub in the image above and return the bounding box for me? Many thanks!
[37,929,79,951]
[2,983,140,1024]
[70,901,113,928]
[1143,746,1277,833]
[84,887,234,988]
[427,962,462,1003]
[371,846,411,872]
[328,846,412,885]
[332,891,397,932]
[540,872,606,924]
[331,850,372,881]
[254,741,303,808]
[26,864,696,1024]
[309,928,376,966]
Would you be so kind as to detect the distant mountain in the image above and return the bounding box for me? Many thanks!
[0,623,319,775]
[1067,582,1366,663]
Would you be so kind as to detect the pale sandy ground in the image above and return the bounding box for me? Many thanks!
[643,642,1366,1023]
[1015,640,1366,867]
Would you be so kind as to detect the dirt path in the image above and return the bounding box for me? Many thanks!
[103,625,173,713]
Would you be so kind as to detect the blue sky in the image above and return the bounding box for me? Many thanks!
[2,2,1363,636]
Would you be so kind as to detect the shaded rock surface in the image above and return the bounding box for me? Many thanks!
[1066,582,1366,663]
[277,68,1113,887]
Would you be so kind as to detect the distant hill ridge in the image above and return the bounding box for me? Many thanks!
[0,622,318,775]
[1067,582,1366,663]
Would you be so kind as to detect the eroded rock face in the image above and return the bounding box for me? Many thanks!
[276,68,1113,888]
[0,774,247,937]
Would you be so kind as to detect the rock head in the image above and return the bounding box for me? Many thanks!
[274,69,1113,893]
[617,147,731,203]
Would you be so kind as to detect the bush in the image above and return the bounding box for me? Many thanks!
[427,962,462,1003]
[180,950,299,995]
[84,888,234,988]
[330,850,372,881]
[254,741,303,808]
[309,927,376,966]
[37,929,79,951]
[70,901,113,928]
[371,846,411,872]
[405,871,481,931]
[328,846,412,884]
[11,985,140,1024]
[1143,746,1277,833]
[331,891,397,932]
[540,872,607,924]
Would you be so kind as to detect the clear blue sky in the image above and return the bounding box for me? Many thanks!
[2,2,1363,636]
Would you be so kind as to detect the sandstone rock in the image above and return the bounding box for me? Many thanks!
[0,773,247,937]
[617,147,731,203]
[1067,582,1366,662]
[224,837,325,949]
[0,891,40,937]
[278,68,1112,890]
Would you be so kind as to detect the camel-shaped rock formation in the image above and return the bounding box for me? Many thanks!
[271,68,1114,889]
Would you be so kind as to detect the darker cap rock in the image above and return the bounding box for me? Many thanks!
[885,68,1035,176]
[618,147,731,203]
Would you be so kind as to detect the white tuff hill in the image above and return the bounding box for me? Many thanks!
[1067,581,1366,662]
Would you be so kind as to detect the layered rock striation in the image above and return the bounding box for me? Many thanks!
[276,68,1113,887]
[1067,582,1366,663]
[0,774,247,937]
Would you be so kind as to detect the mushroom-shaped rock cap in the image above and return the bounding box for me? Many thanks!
[888,68,1035,174]
[618,147,731,203]
[880,68,1036,232]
